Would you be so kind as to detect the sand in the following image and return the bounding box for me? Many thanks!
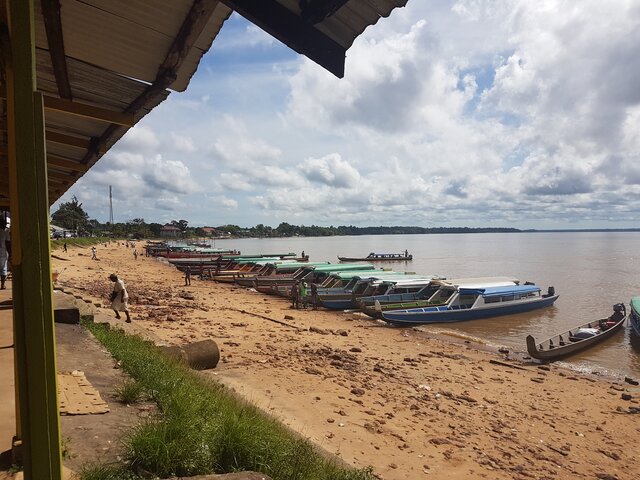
[52,242,640,480]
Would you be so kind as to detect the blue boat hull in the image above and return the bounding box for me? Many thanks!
[320,298,356,310]
[381,295,559,325]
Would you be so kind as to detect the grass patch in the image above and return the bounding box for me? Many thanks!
[114,380,145,405]
[80,465,140,480]
[51,237,112,250]
[83,320,375,480]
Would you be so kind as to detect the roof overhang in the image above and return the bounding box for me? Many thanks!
[0,0,408,208]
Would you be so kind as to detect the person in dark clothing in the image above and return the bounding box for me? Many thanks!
[291,281,299,309]
[311,282,318,310]
[185,266,191,286]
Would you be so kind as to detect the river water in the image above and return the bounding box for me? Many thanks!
[204,232,640,378]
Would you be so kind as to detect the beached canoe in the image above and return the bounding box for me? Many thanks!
[526,304,626,361]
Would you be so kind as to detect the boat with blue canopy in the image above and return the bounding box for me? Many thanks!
[381,283,558,325]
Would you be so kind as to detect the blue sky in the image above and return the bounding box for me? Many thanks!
[55,1,640,229]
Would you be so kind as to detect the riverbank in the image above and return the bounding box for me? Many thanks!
[52,242,640,479]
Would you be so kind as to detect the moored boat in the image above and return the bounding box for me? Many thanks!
[526,304,626,360]
[381,283,558,325]
[629,297,640,336]
[357,277,519,319]
[338,251,412,261]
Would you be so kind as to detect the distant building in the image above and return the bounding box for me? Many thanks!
[50,224,76,239]
[160,224,181,237]
[201,226,217,237]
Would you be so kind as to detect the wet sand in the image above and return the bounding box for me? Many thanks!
[53,242,640,480]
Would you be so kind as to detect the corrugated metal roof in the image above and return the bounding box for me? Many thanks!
[1,0,407,206]
[278,0,408,48]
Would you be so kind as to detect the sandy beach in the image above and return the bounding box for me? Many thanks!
[52,242,640,480]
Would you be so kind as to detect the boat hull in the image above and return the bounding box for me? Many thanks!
[381,295,559,325]
[630,297,640,336]
[338,255,412,261]
[526,311,626,361]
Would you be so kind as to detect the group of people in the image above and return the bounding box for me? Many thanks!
[290,280,318,310]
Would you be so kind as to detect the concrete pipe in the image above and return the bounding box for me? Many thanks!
[160,339,220,370]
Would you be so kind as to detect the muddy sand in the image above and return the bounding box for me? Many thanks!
[52,242,640,480]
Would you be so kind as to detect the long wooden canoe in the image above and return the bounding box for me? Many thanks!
[526,304,626,361]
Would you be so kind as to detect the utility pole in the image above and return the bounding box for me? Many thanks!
[109,186,114,225]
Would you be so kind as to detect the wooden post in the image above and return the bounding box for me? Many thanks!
[6,0,62,478]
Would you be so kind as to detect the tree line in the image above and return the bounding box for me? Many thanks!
[51,196,521,238]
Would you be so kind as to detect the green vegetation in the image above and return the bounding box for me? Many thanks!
[113,380,145,405]
[82,320,375,480]
[51,237,111,250]
[50,196,520,239]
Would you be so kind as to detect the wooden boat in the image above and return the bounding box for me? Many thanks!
[628,297,640,336]
[318,275,437,310]
[356,277,517,318]
[526,304,626,360]
[381,283,558,325]
[338,252,412,261]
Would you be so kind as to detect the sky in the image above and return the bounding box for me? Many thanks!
[53,0,640,230]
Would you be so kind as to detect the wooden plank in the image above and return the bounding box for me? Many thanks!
[40,0,73,99]
[0,127,91,150]
[43,95,134,126]
[7,0,63,475]
[46,169,75,181]
[0,86,134,125]
[46,154,88,172]
[45,131,90,150]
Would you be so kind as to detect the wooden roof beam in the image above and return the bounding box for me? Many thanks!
[47,169,75,181]
[43,95,133,126]
[40,0,72,99]
[47,154,88,172]
[0,88,134,125]
[0,152,88,172]
[46,131,92,150]
[0,123,92,150]
[221,0,346,78]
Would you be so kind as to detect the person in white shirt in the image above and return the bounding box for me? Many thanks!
[0,216,10,290]
[109,274,131,322]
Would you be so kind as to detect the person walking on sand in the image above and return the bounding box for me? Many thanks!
[91,246,97,260]
[311,282,318,310]
[109,274,131,322]
[63,242,68,253]
[133,249,138,260]
[184,266,191,286]
[0,216,10,290]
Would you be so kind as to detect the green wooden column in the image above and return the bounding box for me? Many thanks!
[6,0,62,478]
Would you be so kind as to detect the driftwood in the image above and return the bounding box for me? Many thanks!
[489,359,530,371]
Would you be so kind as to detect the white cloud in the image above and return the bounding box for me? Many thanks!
[54,1,640,228]
[300,153,360,188]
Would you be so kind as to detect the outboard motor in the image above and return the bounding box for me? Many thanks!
[546,286,555,297]
[613,303,624,313]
